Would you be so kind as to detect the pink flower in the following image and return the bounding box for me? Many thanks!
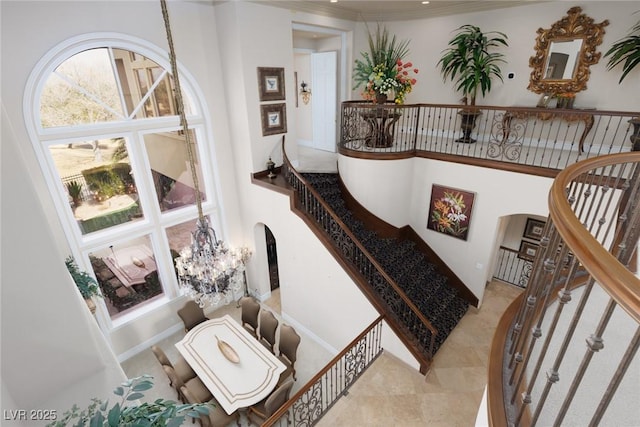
[411,79,417,85]
[402,71,408,76]
[414,68,419,74]
[397,59,403,66]
[404,62,413,68]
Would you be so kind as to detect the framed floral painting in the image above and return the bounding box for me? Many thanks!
[427,185,475,240]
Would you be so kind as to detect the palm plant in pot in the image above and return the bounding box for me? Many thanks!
[438,24,508,143]
[65,255,101,313]
[604,16,640,150]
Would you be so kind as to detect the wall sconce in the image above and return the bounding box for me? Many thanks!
[300,81,311,105]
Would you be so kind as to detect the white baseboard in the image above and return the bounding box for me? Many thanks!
[116,322,184,362]
[280,312,339,356]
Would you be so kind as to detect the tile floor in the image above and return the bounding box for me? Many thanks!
[121,280,522,426]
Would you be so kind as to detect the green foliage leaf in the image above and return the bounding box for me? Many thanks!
[126,392,145,401]
[107,403,121,427]
[131,381,153,392]
[113,386,124,397]
[605,17,640,83]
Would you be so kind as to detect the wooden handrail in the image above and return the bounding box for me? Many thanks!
[549,152,640,323]
[281,139,438,340]
[262,315,385,426]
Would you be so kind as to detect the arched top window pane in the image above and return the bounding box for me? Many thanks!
[39,47,193,128]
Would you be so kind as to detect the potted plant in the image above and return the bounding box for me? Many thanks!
[353,24,419,105]
[438,24,509,142]
[65,255,101,313]
[605,17,640,150]
[65,180,83,209]
[48,375,209,426]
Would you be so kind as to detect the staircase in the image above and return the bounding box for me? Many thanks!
[303,172,470,356]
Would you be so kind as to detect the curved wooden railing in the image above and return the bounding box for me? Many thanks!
[340,101,638,176]
[280,140,437,372]
[488,151,640,426]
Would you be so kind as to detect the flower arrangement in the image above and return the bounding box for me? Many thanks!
[430,191,469,237]
[353,24,418,104]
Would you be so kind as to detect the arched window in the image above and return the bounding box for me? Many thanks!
[25,34,219,326]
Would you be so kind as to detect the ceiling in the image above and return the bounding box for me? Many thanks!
[247,1,544,22]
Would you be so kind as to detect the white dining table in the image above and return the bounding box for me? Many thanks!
[175,314,286,415]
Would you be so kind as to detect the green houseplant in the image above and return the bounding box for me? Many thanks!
[48,375,209,427]
[353,24,419,104]
[65,255,101,312]
[65,180,83,208]
[438,25,508,143]
[604,16,640,150]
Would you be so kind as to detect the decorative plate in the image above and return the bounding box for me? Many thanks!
[131,256,146,269]
[216,335,240,364]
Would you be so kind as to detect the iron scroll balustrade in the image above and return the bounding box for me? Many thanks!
[262,316,384,427]
[280,143,438,367]
[340,102,638,172]
[487,152,640,426]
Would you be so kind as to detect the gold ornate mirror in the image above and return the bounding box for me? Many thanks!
[528,7,609,95]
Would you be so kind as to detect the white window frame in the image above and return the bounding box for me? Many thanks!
[24,33,221,330]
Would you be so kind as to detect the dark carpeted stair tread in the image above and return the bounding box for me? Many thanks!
[303,172,470,357]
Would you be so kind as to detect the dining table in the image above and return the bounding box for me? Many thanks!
[175,314,286,415]
[102,244,157,288]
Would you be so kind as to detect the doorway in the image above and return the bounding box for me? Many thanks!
[265,225,279,291]
[292,23,348,153]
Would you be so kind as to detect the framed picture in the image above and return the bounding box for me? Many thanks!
[523,218,546,241]
[427,185,476,241]
[519,240,539,261]
[260,103,287,136]
[257,67,285,101]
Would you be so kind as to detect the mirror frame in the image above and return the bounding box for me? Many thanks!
[528,7,609,95]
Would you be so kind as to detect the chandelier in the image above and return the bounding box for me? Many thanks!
[161,0,251,308]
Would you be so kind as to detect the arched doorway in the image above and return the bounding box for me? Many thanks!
[265,225,280,291]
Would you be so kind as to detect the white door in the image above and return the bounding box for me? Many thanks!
[311,51,337,152]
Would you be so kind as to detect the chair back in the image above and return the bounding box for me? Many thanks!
[259,310,279,353]
[278,324,301,365]
[151,345,172,367]
[178,300,207,331]
[163,365,185,390]
[180,385,199,404]
[240,296,260,334]
[264,378,294,417]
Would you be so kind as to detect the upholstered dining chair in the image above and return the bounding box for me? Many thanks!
[163,365,212,405]
[246,378,294,426]
[180,384,241,427]
[259,310,279,354]
[177,300,208,332]
[239,296,260,338]
[277,324,301,383]
[151,345,196,385]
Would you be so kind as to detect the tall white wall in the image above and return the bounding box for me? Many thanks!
[339,155,552,305]
[2,105,127,416]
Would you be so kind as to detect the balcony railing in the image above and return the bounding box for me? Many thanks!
[262,316,384,426]
[487,152,640,426]
[493,246,532,289]
[280,145,437,369]
[340,102,638,174]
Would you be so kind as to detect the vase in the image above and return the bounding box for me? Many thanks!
[456,110,482,143]
[375,93,388,104]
